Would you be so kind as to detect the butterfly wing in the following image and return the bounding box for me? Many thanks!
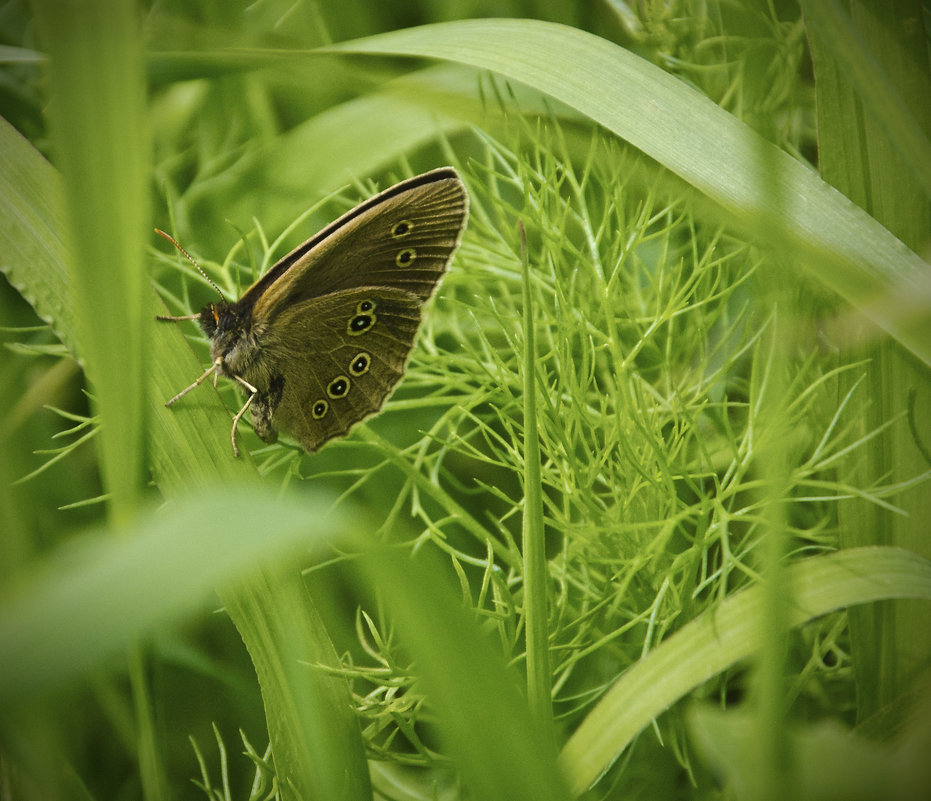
[239,168,468,324]
[250,287,425,452]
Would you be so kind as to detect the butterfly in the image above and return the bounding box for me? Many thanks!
[158,167,468,456]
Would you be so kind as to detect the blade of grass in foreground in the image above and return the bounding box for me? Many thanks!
[0,481,371,800]
[799,0,931,200]
[323,18,931,365]
[32,0,149,523]
[31,2,155,794]
[807,0,931,730]
[222,560,371,801]
[559,547,931,795]
[0,488,343,706]
[0,117,370,801]
[358,545,570,801]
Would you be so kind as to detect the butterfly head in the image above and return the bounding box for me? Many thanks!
[198,300,243,340]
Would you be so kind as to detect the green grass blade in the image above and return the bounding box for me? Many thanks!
[29,4,157,794]
[0,488,343,707]
[0,117,370,800]
[32,0,149,523]
[221,564,372,801]
[257,65,483,228]
[0,121,72,354]
[808,0,931,728]
[325,18,931,365]
[180,61,557,246]
[357,546,570,801]
[688,704,929,801]
[559,547,931,795]
[799,0,931,199]
[519,223,553,733]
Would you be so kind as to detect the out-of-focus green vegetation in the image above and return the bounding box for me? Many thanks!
[1,2,930,800]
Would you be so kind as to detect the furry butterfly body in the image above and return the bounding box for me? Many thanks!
[160,167,468,455]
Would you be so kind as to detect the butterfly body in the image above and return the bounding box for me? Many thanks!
[161,168,468,455]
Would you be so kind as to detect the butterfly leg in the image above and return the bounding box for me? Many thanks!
[165,359,220,406]
[229,375,259,458]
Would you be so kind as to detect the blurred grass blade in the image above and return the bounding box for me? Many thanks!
[222,564,371,801]
[559,547,931,795]
[799,0,931,200]
[27,5,157,795]
[187,62,560,249]
[32,0,149,522]
[358,546,570,801]
[326,18,931,365]
[259,65,481,229]
[0,487,343,707]
[688,704,931,801]
[808,0,931,728]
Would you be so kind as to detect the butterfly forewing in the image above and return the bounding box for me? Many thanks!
[246,169,467,322]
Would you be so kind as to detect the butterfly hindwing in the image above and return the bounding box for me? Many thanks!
[252,287,424,451]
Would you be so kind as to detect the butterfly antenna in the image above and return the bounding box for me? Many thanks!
[155,228,227,303]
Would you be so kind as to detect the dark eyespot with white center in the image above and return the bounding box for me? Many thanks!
[349,352,371,376]
[327,376,350,399]
[347,300,376,335]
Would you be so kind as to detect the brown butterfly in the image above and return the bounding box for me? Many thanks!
[158,167,468,456]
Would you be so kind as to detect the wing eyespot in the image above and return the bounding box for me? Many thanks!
[327,376,350,399]
[349,352,371,376]
[390,220,413,238]
[348,299,377,336]
[395,248,416,266]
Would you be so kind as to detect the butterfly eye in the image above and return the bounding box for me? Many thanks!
[311,399,328,419]
[395,248,417,266]
[327,376,350,399]
[349,352,371,376]
[390,220,413,238]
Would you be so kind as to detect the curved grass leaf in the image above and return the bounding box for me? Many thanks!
[324,18,931,365]
[559,546,931,795]
[0,487,344,707]
[0,120,72,356]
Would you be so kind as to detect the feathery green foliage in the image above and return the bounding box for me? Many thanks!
[2,2,930,800]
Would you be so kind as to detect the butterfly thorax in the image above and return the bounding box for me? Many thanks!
[198,301,264,379]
